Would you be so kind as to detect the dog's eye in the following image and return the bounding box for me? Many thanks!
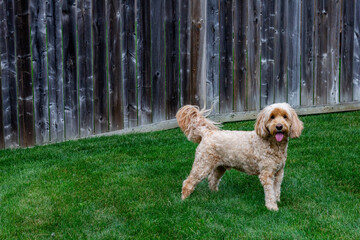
[283,115,287,119]
[271,115,275,119]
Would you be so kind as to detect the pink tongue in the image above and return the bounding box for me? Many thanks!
[275,133,284,142]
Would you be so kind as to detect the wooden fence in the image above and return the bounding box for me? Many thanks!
[0,0,359,149]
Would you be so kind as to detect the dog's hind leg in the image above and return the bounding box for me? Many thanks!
[208,166,226,191]
[181,158,215,200]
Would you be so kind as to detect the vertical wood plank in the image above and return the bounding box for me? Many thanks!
[151,0,165,122]
[354,0,360,101]
[14,0,35,147]
[121,0,137,127]
[287,0,301,107]
[206,0,219,112]
[273,0,287,103]
[180,0,191,106]
[0,0,19,147]
[165,0,179,119]
[137,0,151,125]
[314,0,340,105]
[108,0,123,130]
[77,0,94,136]
[260,0,275,108]
[340,0,355,103]
[219,0,233,113]
[190,0,207,108]
[247,0,261,110]
[62,0,79,140]
[0,52,4,149]
[92,0,108,133]
[301,0,315,106]
[47,0,64,143]
[233,0,247,112]
[31,0,49,144]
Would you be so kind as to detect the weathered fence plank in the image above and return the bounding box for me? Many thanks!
[47,0,64,143]
[165,0,179,119]
[301,0,315,106]
[0,54,4,149]
[247,0,261,110]
[233,0,247,112]
[206,0,219,112]
[62,0,78,140]
[0,0,19,148]
[287,0,301,107]
[354,0,360,101]
[314,0,340,105]
[137,0,151,125]
[190,0,207,108]
[341,0,355,103]
[93,0,108,133]
[121,0,137,127]
[273,0,287,104]
[180,0,191,106]
[219,0,233,113]
[31,0,49,144]
[108,0,123,131]
[77,0,94,137]
[151,0,165,122]
[260,0,275,108]
[14,0,35,147]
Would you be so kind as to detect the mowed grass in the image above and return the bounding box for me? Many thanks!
[0,111,359,239]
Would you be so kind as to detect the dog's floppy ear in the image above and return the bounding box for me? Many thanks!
[255,107,269,138]
[288,106,303,138]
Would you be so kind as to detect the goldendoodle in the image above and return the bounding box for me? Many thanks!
[176,103,303,211]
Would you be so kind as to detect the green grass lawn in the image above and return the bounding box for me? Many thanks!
[0,111,359,239]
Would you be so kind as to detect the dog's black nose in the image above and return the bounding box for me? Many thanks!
[276,124,283,130]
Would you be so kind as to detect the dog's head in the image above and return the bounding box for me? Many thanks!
[255,103,303,142]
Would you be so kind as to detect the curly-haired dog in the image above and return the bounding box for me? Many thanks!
[176,103,303,211]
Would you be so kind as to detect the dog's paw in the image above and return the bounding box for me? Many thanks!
[266,203,279,211]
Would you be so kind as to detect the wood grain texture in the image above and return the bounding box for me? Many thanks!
[121,0,137,127]
[108,0,123,131]
[340,0,355,103]
[14,0,35,147]
[260,0,275,108]
[180,0,191,106]
[301,0,315,106]
[62,0,79,140]
[31,0,49,144]
[190,0,207,108]
[137,0,151,125]
[354,0,360,101]
[0,49,4,149]
[219,0,233,113]
[273,0,287,104]
[77,0,94,136]
[47,0,64,143]
[314,0,340,105]
[165,0,179,119]
[151,0,165,122]
[206,0,219,112]
[0,0,19,148]
[287,0,301,107]
[93,0,108,133]
[233,0,247,112]
[247,0,261,110]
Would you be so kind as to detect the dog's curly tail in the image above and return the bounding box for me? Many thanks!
[176,105,219,143]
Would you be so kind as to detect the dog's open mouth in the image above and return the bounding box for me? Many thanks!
[275,132,284,142]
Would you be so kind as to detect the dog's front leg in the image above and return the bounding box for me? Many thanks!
[274,168,284,202]
[259,171,278,211]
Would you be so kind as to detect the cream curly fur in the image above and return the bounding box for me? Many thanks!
[176,103,303,211]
